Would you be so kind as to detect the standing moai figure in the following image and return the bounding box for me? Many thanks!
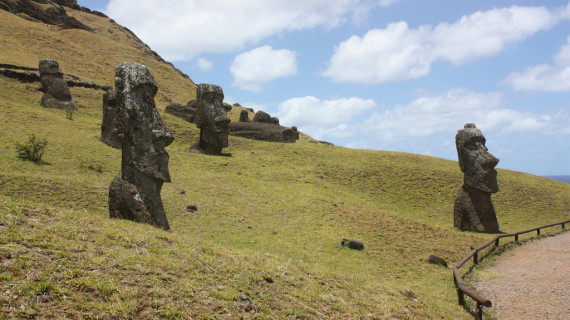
[108,62,174,230]
[454,123,500,233]
[190,84,230,155]
[99,90,122,149]
[38,59,77,111]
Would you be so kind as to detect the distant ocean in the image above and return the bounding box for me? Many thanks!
[543,176,570,184]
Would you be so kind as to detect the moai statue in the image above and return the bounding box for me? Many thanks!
[38,59,78,111]
[239,109,251,122]
[454,123,500,233]
[99,90,121,149]
[108,63,174,230]
[191,84,230,155]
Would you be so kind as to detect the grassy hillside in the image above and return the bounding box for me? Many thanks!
[1,5,569,319]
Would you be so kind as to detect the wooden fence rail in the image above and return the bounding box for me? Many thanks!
[453,219,570,320]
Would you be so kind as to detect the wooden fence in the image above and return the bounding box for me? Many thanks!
[453,219,570,320]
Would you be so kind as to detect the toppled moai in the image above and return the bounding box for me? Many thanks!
[190,84,230,155]
[229,109,299,143]
[38,59,77,111]
[99,90,121,149]
[454,123,500,233]
[108,62,174,230]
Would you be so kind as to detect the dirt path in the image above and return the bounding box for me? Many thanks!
[472,231,570,319]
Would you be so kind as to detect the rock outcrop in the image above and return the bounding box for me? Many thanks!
[108,63,174,230]
[454,123,500,233]
[0,0,92,31]
[38,59,77,111]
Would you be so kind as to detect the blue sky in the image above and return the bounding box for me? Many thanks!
[78,0,570,176]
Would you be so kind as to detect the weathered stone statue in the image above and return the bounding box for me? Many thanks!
[190,84,230,155]
[239,109,251,122]
[108,63,173,230]
[454,123,500,233]
[38,59,77,111]
[99,90,122,149]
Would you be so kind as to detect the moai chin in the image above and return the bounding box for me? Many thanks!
[454,123,500,233]
[108,62,174,230]
[38,59,77,111]
[192,83,230,155]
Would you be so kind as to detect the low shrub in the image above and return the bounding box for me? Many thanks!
[14,134,48,164]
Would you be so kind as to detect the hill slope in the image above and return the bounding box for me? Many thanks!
[1,3,569,319]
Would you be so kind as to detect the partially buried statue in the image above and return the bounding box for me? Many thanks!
[454,123,500,233]
[38,59,77,111]
[108,62,174,230]
[190,84,230,155]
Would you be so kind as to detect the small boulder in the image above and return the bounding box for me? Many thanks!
[341,238,365,250]
[428,255,448,268]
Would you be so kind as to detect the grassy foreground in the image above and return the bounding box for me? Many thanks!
[1,5,569,320]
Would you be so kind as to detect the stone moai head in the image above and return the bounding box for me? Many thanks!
[109,62,174,230]
[195,84,230,154]
[39,59,63,77]
[38,59,77,110]
[115,62,174,182]
[456,123,499,193]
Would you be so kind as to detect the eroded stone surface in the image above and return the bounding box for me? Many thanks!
[99,90,121,149]
[108,62,173,230]
[190,84,230,155]
[38,59,77,111]
[454,123,500,233]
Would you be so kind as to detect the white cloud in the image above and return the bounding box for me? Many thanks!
[502,36,570,92]
[357,89,570,143]
[230,46,298,93]
[281,89,570,144]
[378,0,399,7]
[106,0,364,61]
[196,58,213,71]
[277,96,377,139]
[323,5,561,84]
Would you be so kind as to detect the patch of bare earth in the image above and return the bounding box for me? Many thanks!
[473,231,570,319]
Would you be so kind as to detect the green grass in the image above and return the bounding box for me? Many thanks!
[1,6,569,319]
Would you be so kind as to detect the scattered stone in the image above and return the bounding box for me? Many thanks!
[428,255,448,267]
[189,84,230,155]
[99,89,121,149]
[341,238,365,250]
[454,123,500,233]
[179,189,186,195]
[38,59,77,111]
[186,204,197,213]
[236,294,253,312]
[108,62,174,230]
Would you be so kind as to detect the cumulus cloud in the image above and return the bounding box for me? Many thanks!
[502,36,570,92]
[196,58,213,71]
[230,46,298,93]
[280,89,570,145]
[323,5,562,84]
[106,0,367,61]
[358,89,570,143]
[277,96,377,139]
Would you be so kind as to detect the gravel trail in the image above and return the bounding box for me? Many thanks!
[472,231,570,319]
